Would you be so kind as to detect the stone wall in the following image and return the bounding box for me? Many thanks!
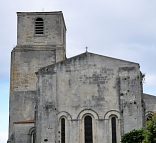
[36,53,143,143]
[13,123,34,143]
[143,94,156,112]
[17,12,66,46]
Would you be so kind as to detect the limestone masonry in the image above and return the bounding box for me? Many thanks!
[8,11,156,143]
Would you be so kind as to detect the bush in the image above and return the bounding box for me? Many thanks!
[121,129,144,143]
[121,114,156,143]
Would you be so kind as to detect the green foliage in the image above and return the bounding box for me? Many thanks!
[121,114,156,143]
[143,114,156,143]
[121,129,144,143]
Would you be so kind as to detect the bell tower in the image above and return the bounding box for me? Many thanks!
[9,11,66,142]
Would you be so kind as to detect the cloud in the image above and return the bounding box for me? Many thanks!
[0,83,9,143]
[143,73,156,95]
[0,131,8,143]
[0,125,8,143]
[144,74,156,87]
[0,126,8,143]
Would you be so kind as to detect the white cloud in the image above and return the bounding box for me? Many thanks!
[0,131,8,143]
[144,74,156,87]
[143,73,156,95]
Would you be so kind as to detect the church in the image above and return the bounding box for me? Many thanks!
[8,11,156,143]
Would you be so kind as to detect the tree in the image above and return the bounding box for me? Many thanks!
[143,114,156,143]
[121,129,144,143]
[121,113,156,143]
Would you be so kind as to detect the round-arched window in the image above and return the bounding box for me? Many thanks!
[111,116,117,143]
[84,115,93,143]
[61,118,65,143]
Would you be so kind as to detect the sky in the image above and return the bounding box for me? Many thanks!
[1,0,156,142]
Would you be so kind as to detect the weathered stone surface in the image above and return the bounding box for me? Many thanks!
[17,12,66,46]
[8,11,66,143]
[143,94,156,112]
[13,123,34,143]
[36,52,142,143]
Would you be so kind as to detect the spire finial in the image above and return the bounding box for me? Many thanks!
[85,46,88,53]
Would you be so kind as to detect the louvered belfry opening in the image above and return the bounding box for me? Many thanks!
[35,18,44,35]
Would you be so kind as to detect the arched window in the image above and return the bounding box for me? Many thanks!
[28,127,35,143]
[111,117,117,143]
[31,131,35,143]
[61,118,65,143]
[84,115,93,143]
[35,18,44,35]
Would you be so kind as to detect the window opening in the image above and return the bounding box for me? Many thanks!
[111,117,117,143]
[29,128,35,143]
[84,116,93,143]
[61,118,65,143]
[31,132,35,143]
[35,18,44,35]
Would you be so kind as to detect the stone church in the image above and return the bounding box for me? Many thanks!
[8,11,156,143]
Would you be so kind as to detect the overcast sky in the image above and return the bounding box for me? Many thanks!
[1,0,156,142]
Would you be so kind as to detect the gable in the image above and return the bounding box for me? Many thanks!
[38,52,140,75]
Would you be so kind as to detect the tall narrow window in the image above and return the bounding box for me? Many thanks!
[35,18,44,35]
[61,118,65,143]
[31,131,35,143]
[29,127,35,143]
[84,116,93,143]
[111,117,117,143]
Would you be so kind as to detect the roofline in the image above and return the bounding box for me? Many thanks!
[37,52,140,74]
[67,52,140,65]
[17,11,63,15]
[143,93,156,97]
[17,11,66,30]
